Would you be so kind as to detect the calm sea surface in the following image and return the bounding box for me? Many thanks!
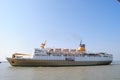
[0,61,120,80]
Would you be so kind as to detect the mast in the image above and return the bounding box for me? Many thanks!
[40,40,46,48]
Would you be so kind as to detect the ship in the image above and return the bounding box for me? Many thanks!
[7,41,113,67]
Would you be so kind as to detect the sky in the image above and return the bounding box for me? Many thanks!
[0,0,120,61]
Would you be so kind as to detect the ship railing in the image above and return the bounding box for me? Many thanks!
[47,48,88,54]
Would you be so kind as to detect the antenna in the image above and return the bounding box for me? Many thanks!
[80,40,82,46]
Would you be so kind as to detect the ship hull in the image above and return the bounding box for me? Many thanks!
[6,58,112,67]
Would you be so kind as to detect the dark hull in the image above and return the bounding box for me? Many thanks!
[6,58,112,67]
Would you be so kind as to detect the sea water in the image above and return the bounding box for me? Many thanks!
[0,61,120,80]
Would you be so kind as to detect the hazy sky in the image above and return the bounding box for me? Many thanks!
[0,0,120,61]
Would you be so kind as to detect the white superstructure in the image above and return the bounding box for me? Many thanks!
[33,48,113,62]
